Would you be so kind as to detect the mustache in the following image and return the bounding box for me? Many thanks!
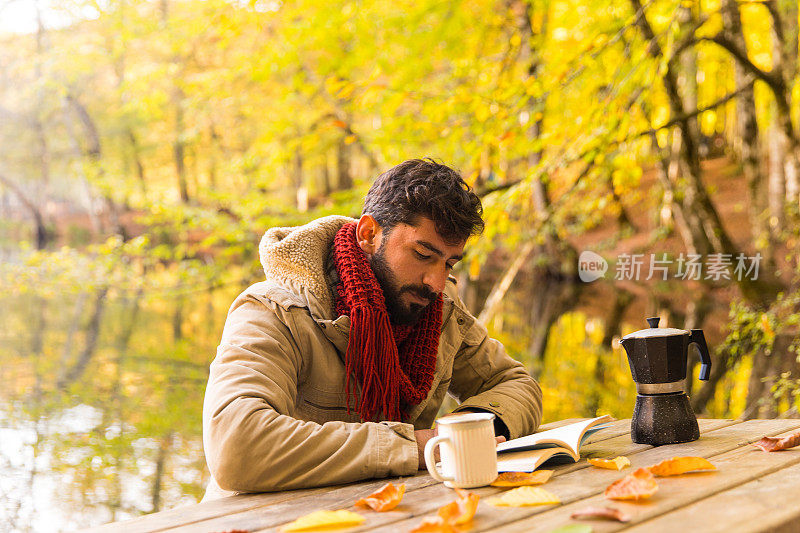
[399,285,438,303]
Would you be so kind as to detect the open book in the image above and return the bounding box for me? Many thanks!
[496,415,614,472]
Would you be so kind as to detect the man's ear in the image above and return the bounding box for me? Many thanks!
[355,215,382,255]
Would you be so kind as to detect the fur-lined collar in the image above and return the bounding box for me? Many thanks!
[259,215,355,316]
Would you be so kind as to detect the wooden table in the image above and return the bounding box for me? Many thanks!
[86,418,800,533]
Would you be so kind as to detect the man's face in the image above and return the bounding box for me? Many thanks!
[369,217,466,325]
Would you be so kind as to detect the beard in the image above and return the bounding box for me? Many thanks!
[370,243,437,325]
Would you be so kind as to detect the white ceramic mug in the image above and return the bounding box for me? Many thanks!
[424,412,498,488]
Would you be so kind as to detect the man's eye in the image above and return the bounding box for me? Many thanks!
[414,251,431,260]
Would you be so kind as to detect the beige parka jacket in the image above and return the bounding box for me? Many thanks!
[202,216,542,499]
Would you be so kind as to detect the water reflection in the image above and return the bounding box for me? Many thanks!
[0,286,229,531]
[0,275,719,531]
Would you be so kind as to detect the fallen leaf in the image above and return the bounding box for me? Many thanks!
[604,468,658,501]
[753,431,800,452]
[487,486,560,507]
[570,506,631,523]
[587,456,631,471]
[279,510,365,532]
[354,482,405,511]
[647,457,716,476]
[439,488,479,525]
[409,489,479,532]
[409,516,456,533]
[548,526,593,533]
[491,470,554,487]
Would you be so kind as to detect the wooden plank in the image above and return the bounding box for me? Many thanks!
[354,419,795,533]
[87,418,636,533]
[79,418,735,533]
[81,487,328,533]
[239,419,737,533]
[621,458,800,533]
[492,421,800,532]
[159,475,441,533]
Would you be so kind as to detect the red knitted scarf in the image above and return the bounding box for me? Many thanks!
[333,222,442,422]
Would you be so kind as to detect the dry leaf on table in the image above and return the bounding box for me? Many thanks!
[437,488,480,525]
[753,431,800,452]
[409,489,479,533]
[548,525,593,533]
[604,468,658,501]
[570,506,631,523]
[354,482,406,511]
[647,456,716,476]
[587,456,631,471]
[487,486,560,507]
[491,470,554,487]
[279,510,365,532]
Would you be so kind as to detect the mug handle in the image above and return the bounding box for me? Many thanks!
[424,435,453,483]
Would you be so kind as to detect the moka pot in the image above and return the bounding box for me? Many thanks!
[619,317,712,446]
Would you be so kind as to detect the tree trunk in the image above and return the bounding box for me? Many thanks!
[586,289,634,415]
[721,0,771,263]
[336,136,352,190]
[0,173,49,249]
[768,110,787,232]
[173,88,190,203]
[527,267,580,376]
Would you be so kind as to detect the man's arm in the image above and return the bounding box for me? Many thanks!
[203,296,418,493]
[447,303,543,439]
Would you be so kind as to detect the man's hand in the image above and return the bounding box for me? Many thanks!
[414,428,506,470]
[415,428,437,470]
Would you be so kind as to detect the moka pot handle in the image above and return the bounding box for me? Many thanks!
[690,329,712,381]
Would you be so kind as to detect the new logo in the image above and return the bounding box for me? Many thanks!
[578,251,608,283]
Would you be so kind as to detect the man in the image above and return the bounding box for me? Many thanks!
[202,159,542,499]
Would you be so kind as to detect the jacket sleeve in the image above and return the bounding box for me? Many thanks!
[203,295,418,493]
[448,303,543,439]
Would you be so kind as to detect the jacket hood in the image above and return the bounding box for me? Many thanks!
[259,215,355,316]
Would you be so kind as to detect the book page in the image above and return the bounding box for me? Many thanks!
[496,415,613,456]
[497,447,577,473]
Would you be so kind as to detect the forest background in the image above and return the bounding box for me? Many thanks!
[1,0,799,530]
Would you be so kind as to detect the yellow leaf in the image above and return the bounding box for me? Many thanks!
[280,510,365,532]
[344,134,357,145]
[490,470,553,487]
[588,456,631,471]
[486,486,560,507]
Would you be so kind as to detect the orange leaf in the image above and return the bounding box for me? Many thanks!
[588,456,631,471]
[604,468,658,501]
[410,488,479,532]
[753,431,800,452]
[647,457,716,476]
[445,489,479,525]
[570,506,631,523]
[491,470,553,487]
[331,119,347,129]
[354,482,405,512]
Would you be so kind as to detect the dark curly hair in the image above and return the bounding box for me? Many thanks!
[362,159,484,244]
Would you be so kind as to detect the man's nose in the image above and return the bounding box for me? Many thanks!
[423,268,447,295]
